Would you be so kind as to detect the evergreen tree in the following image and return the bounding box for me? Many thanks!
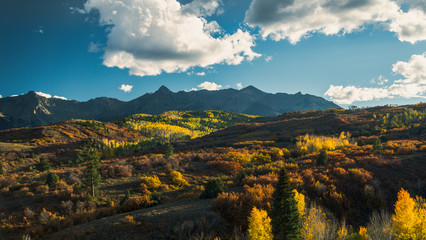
[373,138,383,155]
[163,142,174,158]
[45,172,59,187]
[37,157,51,171]
[120,189,131,205]
[82,151,102,198]
[316,148,328,165]
[200,178,226,199]
[272,168,301,240]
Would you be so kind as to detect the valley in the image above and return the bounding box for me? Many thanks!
[0,104,425,239]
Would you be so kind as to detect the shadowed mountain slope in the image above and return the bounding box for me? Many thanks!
[0,86,340,130]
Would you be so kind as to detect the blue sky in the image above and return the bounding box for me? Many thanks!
[0,0,425,107]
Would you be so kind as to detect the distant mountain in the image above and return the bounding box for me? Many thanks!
[0,86,340,130]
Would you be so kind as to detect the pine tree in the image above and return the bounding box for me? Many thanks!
[163,142,174,158]
[45,172,59,187]
[272,168,301,240]
[82,151,102,198]
[37,157,51,171]
[316,148,328,165]
[373,138,383,155]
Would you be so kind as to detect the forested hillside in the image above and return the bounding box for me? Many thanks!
[0,105,425,239]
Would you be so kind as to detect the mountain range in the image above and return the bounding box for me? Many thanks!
[0,86,340,130]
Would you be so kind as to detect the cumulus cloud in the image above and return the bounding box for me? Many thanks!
[0,95,2,98]
[198,81,223,90]
[236,82,243,90]
[325,52,426,104]
[85,0,260,77]
[119,84,133,93]
[389,8,426,44]
[392,52,426,84]
[181,0,223,17]
[245,0,426,44]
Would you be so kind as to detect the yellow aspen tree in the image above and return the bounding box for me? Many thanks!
[415,196,426,239]
[293,189,306,218]
[358,226,369,240]
[337,221,348,240]
[248,207,273,240]
[392,188,419,239]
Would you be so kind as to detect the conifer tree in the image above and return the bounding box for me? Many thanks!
[45,172,59,187]
[373,138,383,155]
[82,151,102,198]
[316,148,328,165]
[272,168,301,240]
[163,142,174,158]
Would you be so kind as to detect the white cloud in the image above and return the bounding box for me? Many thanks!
[70,6,86,14]
[389,8,426,44]
[119,84,133,93]
[0,95,2,98]
[88,42,101,53]
[85,0,260,77]
[34,92,68,100]
[325,52,426,104]
[10,95,18,97]
[53,96,68,100]
[236,82,243,90]
[35,92,52,98]
[196,72,206,76]
[265,56,273,62]
[245,0,426,44]
[392,52,426,84]
[325,85,390,104]
[181,0,222,17]
[370,75,388,85]
[197,81,223,91]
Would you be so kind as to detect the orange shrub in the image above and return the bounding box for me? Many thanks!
[206,160,242,175]
[121,195,153,212]
[332,167,347,177]
[101,164,133,178]
[212,192,241,225]
[212,184,273,229]
[242,173,278,186]
[348,168,372,184]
